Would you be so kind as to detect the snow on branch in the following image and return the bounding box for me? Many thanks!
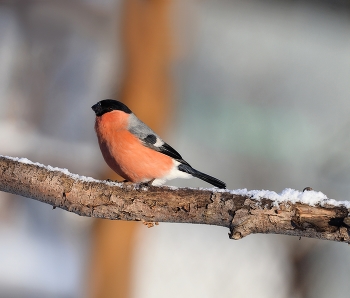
[0,155,350,243]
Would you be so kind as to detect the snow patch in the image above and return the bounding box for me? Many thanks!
[1,155,122,187]
[230,188,350,208]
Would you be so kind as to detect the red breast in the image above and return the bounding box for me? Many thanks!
[95,111,174,182]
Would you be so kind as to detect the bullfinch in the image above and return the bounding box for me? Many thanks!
[92,99,226,189]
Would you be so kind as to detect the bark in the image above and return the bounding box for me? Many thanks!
[1,155,349,243]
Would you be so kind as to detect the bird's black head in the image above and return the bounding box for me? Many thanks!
[91,99,132,117]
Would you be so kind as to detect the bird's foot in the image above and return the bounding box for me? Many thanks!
[122,179,134,184]
[138,179,155,188]
[142,221,159,228]
[105,178,124,183]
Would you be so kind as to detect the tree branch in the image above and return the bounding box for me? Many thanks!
[1,155,349,243]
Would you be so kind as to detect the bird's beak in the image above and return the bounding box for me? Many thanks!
[91,102,101,115]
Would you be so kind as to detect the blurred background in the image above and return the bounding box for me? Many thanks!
[0,0,350,297]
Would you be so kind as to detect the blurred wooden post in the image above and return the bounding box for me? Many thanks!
[87,1,173,297]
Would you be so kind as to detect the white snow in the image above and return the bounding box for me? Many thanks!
[0,155,122,187]
[1,155,350,208]
[230,188,350,208]
[191,187,350,208]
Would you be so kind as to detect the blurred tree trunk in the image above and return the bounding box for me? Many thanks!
[87,0,173,297]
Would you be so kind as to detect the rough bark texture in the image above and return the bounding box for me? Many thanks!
[1,156,349,243]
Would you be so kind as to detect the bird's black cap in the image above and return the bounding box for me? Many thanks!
[91,99,132,116]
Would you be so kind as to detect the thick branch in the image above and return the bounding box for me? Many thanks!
[0,156,349,243]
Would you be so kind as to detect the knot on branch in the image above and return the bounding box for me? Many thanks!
[229,199,293,239]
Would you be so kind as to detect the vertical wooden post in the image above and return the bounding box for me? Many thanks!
[120,0,173,126]
[87,1,173,297]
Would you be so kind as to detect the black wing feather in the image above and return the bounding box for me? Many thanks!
[158,143,191,166]
[141,134,191,166]
[160,143,182,160]
[143,134,157,145]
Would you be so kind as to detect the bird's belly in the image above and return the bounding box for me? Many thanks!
[99,130,174,182]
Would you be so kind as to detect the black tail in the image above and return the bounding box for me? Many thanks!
[178,164,226,189]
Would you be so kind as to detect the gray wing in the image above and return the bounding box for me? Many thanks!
[128,113,190,166]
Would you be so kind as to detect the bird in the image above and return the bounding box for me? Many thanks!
[91,99,226,189]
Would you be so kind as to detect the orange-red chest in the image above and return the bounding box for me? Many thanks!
[94,111,173,182]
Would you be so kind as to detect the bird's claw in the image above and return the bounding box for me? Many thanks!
[105,178,121,183]
[121,180,135,186]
